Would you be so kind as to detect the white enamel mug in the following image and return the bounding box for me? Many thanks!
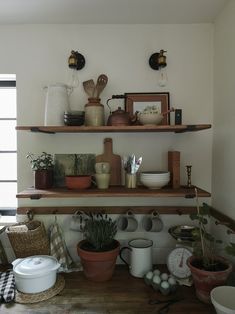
[119,238,153,277]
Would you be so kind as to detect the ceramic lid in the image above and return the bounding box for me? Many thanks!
[13,255,59,276]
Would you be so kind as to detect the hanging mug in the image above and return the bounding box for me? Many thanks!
[142,210,164,232]
[117,210,138,232]
[119,238,153,278]
[69,210,85,232]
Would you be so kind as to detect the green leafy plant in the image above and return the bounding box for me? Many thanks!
[225,243,235,256]
[26,152,54,171]
[81,212,117,251]
[190,189,235,270]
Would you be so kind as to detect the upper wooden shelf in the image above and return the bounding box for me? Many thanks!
[17,185,211,200]
[15,124,211,134]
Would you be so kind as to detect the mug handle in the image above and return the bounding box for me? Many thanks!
[119,246,131,266]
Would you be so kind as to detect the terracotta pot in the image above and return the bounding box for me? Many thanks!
[187,255,233,304]
[77,240,120,281]
[34,169,53,189]
[65,175,91,189]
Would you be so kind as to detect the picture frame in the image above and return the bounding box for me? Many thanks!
[124,92,170,125]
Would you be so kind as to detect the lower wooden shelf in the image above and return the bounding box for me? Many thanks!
[17,185,211,199]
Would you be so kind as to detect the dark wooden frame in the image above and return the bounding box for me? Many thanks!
[124,92,170,125]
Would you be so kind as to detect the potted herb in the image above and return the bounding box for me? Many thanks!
[77,212,120,282]
[27,152,54,189]
[187,189,234,303]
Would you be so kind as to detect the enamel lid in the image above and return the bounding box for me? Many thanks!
[14,255,59,276]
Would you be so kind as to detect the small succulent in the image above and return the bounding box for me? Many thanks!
[26,152,54,171]
[82,212,117,251]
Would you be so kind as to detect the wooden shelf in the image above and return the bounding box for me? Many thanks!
[16,205,198,215]
[16,124,211,133]
[17,185,211,199]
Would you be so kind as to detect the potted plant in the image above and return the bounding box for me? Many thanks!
[77,212,120,282]
[65,154,92,190]
[27,152,54,189]
[187,188,234,304]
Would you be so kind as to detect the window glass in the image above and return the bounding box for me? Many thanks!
[0,154,17,180]
[0,183,17,208]
[0,88,16,117]
[0,120,16,151]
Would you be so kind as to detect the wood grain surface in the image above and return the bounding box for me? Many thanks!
[1,266,215,314]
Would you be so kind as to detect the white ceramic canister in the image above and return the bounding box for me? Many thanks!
[85,98,104,126]
[12,255,60,293]
[44,83,72,126]
[119,238,153,277]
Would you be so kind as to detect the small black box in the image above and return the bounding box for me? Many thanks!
[175,109,182,125]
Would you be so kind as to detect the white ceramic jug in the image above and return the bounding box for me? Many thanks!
[120,238,153,277]
[44,83,72,126]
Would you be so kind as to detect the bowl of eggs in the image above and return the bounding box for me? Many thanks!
[144,269,177,295]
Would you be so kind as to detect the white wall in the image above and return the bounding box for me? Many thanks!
[0,24,214,263]
[213,1,235,220]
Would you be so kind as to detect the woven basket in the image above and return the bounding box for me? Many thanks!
[6,220,50,258]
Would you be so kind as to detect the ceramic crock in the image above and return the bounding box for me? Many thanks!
[44,83,72,126]
[84,98,104,126]
[12,255,60,293]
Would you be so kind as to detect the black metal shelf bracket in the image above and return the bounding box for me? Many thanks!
[30,127,55,134]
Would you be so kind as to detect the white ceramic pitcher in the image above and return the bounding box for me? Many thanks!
[119,238,153,278]
[44,83,72,126]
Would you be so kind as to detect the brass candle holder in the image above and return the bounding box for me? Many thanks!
[186,165,192,188]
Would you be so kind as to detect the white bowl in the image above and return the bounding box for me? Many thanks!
[138,113,163,125]
[211,286,235,314]
[141,171,170,177]
[140,176,170,189]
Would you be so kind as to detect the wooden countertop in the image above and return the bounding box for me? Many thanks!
[1,266,215,314]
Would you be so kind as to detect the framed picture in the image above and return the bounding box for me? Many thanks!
[124,92,170,125]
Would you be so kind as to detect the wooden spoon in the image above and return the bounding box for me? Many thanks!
[83,79,96,97]
[95,74,108,98]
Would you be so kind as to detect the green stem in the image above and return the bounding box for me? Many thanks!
[195,187,206,258]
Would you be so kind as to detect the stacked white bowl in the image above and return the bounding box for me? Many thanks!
[140,171,170,189]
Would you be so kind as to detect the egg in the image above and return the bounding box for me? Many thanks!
[160,272,169,281]
[152,275,161,284]
[153,269,161,276]
[145,271,153,280]
[144,271,153,286]
[168,276,177,292]
[160,280,170,295]
[168,276,176,286]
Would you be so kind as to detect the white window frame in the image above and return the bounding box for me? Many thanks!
[0,79,16,215]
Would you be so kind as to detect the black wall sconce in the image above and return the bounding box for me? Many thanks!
[68,50,85,70]
[149,49,168,87]
[149,49,167,70]
[67,50,86,88]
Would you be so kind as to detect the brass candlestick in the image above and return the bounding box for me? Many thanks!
[186,165,192,188]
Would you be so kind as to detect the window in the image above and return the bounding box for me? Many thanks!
[0,75,16,215]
